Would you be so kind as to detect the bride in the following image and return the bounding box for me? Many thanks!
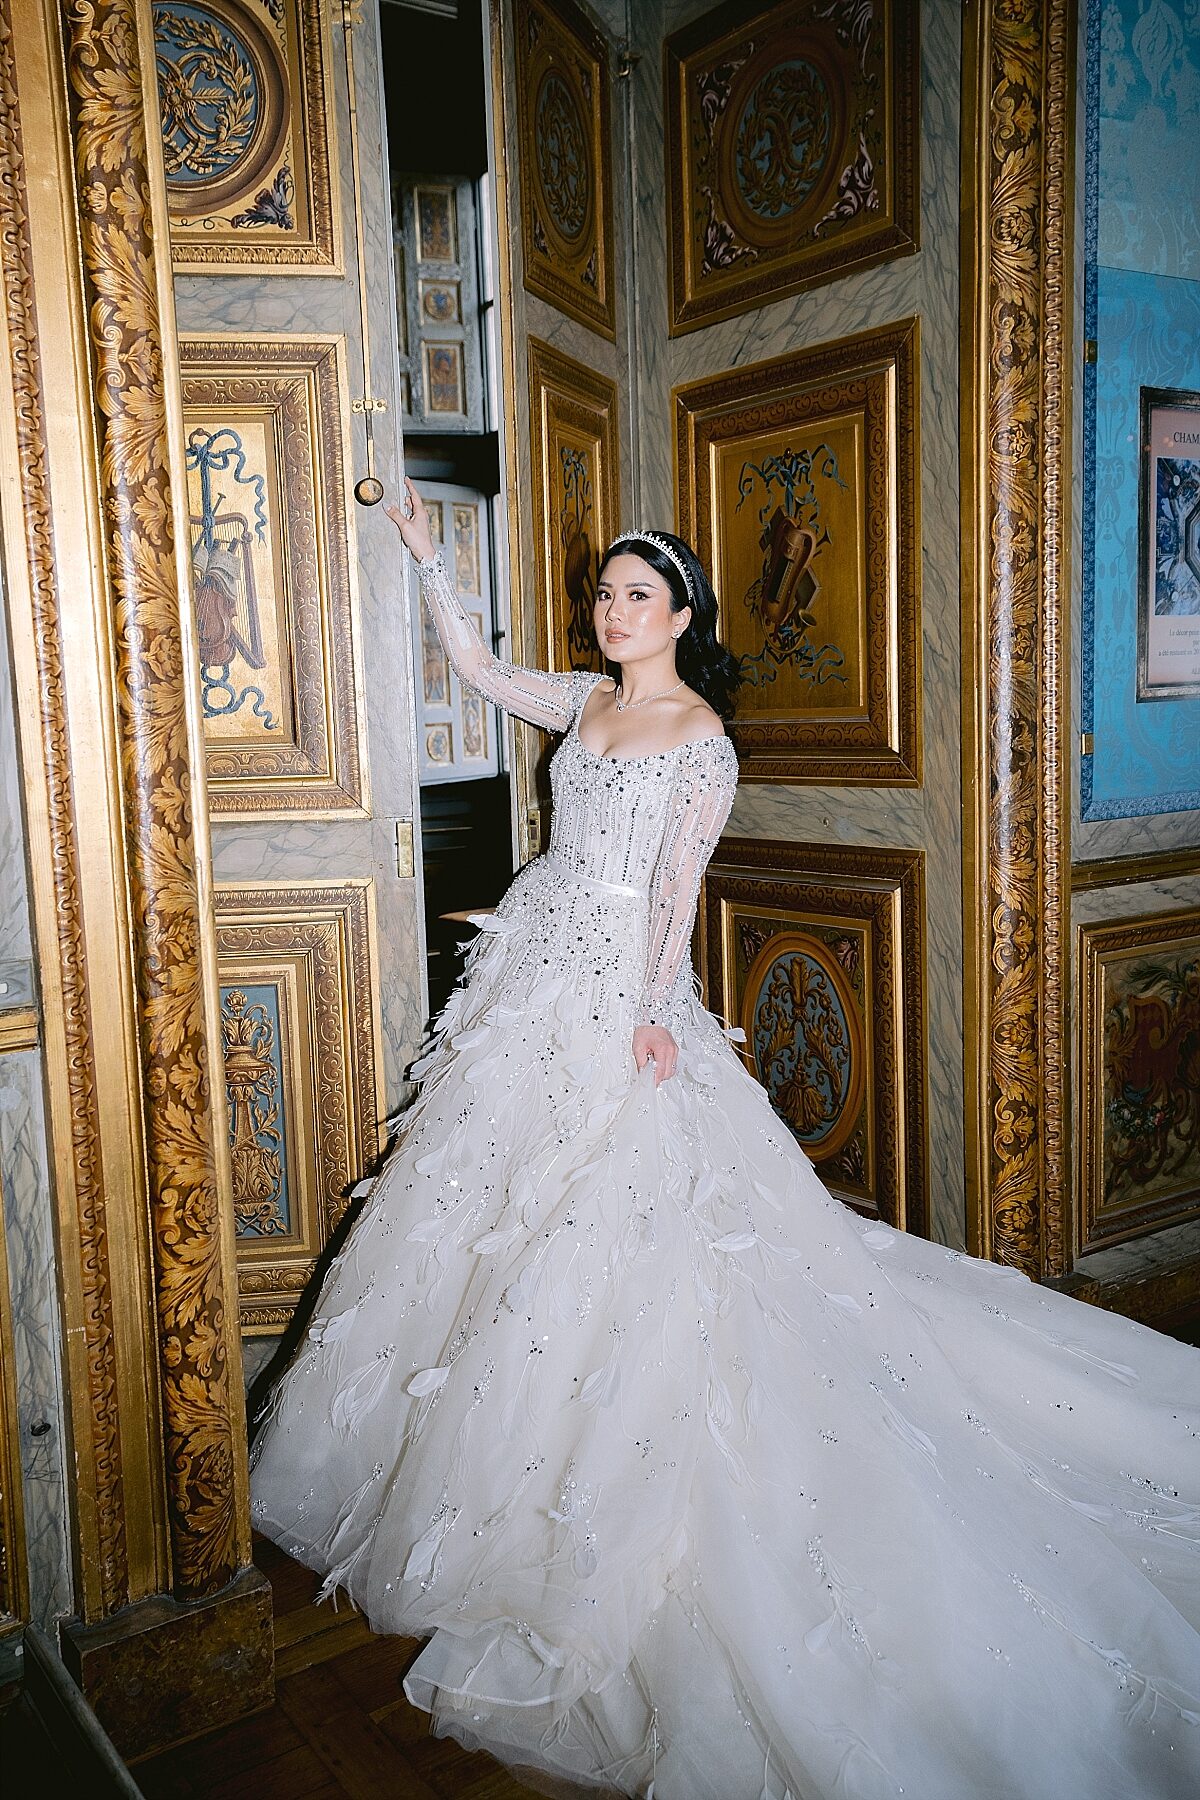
[251,480,1200,1800]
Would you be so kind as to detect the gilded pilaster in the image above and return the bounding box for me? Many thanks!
[60,0,244,1598]
[0,0,131,1618]
[961,0,1075,1276]
[0,0,267,1751]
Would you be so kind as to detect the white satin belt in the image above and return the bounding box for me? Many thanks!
[543,850,649,903]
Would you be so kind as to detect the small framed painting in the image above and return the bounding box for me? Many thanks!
[1138,386,1200,701]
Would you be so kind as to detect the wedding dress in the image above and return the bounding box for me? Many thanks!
[251,551,1200,1800]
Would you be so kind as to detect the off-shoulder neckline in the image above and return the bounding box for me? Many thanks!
[570,677,733,765]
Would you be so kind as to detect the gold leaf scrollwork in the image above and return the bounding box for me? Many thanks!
[0,0,128,1613]
[63,0,239,1597]
[975,0,1071,1277]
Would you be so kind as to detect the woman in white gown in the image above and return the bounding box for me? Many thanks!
[251,483,1200,1800]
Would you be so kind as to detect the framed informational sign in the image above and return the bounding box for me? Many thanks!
[1138,386,1200,702]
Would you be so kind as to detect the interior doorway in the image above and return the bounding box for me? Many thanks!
[381,0,519,1018]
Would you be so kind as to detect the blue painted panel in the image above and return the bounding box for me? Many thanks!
[221,980,292,1238]
[1082,0,1200,819]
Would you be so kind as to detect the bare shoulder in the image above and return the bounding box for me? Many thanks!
[672,690,727,748]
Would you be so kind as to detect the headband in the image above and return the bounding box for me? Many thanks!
[606,529,695,606]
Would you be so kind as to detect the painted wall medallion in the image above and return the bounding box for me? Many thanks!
[528,338,619,677]
[154,0,340,271]
[216,881,383,1333]
[515,0,615,338]
[665,0,918,333]
[1078,909,1200,1254]
[676,318,920,785]
[180,336,367,817]
[701,837,927,1232]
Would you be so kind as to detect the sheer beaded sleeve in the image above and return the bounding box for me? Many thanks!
[638,735,739,1036]
[416,551,582,732]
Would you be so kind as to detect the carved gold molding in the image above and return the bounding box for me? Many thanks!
[700,837,928,1237]
[1071,847,1200,892]
[215,880,384,1333]
[0,1006,40,1054]
[961,0,1075,1277]
[179,334,368,818]
[62,0,243,1599]
[0,0,129,1615]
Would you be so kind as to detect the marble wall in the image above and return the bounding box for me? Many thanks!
[624,0,967,1246]
[0,563,73,1637]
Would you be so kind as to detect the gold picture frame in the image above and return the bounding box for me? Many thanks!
[1077,909,1200,1255]
[514,0,615,338]
[528,337,620,676]
[157,0,341,273]
[700,838,927,1233]
[664,0,918,334]
[215,881,384,1334]
[676,318,921,786]
[179,335,368,818]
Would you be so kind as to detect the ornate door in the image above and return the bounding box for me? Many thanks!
[154,0,423,1357]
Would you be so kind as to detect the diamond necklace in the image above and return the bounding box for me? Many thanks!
[614,677,685,712]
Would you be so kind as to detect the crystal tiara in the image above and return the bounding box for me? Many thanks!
[606,529,695,605]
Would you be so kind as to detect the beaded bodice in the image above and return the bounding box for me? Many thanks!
[415,554,738,1030]
[547,677,736,892]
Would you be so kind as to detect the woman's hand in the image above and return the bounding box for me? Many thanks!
[632,1024,678,1085]
[384,477,436,563]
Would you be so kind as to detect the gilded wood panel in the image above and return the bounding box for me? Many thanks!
[514,0,614,338]
[1077,909,1200,1255]
[179,336,367,818]
[64,0,243,1599]
[528,336,620,678]
[0,0,128,1613]
[665,0,919,335]
[700,838,927,1235]
[155,0,341,272]
[215,882,383,1333]
[961,0,1073,1278]
[676,319,921,786]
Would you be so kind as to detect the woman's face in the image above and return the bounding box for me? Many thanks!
[594,553,690,665]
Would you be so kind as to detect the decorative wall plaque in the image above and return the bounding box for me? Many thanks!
[676,318,921,785]
[216,881,383,1333]
[155,0,340,271]
[515,0,615,338]
[700,837,927,1233]
[179,336,367,817]
[1077,909,1200,1255]
[528,337,619,675]
[665,0,918,333]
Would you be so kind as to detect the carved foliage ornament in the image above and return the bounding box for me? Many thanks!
[970,0,1071,1278]
[64,0,240,1598]
[0,0,127,1612]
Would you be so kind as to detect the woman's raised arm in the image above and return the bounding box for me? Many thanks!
[387,483,580,734]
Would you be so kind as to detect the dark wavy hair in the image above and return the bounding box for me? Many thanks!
[598,531,741,721]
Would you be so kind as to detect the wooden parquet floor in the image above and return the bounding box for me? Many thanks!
[135,1537,544,1800]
